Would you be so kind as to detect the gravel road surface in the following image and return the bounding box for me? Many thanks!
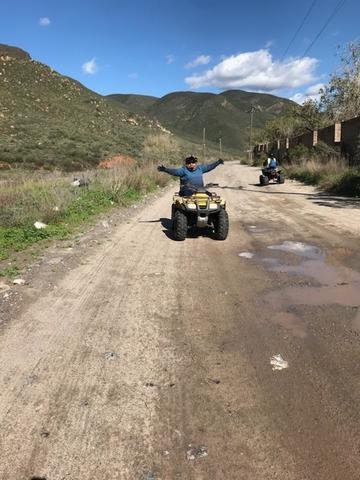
[0,162,359,480]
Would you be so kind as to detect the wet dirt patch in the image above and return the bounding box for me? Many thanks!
[246,224,271,235]
[260,241,360,337]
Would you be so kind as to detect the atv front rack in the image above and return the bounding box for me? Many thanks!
[173,192,225,214]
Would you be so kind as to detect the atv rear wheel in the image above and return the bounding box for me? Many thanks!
[277,174,285,184]
[173,210,188,241]
[213,209,229,240]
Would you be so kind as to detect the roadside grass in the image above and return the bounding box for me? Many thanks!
[0,161,170,276]
[0,129,232,278]
[285,158,360,197]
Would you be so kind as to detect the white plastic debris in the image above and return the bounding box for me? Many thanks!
[34,221,47,229]
[238,252,254,258]
[270,354,289,371]
[13,278,26,285]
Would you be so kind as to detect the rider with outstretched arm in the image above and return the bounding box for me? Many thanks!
[157,155,224,196]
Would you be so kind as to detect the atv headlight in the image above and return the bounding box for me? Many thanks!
[186,204,197,210]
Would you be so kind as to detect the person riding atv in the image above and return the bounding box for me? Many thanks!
[157,155,228,241]
[259,153,285,185]
[266,153,277,169]
[157,155,224,195]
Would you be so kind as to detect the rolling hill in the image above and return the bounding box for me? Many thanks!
[107,89,294,153]
[0,44,170,170]
[0,42,294,171]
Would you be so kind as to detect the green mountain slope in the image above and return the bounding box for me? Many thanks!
[108,90,294,153]
[0,44,165,170]
[0,42,294,170]
[106,93,158,114]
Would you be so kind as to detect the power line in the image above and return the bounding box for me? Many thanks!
[302,0,347,57]
[281,0,318,61]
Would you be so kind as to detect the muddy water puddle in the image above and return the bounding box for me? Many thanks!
[241,240,360,337]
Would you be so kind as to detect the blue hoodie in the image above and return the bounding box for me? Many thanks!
[163,159,222,192]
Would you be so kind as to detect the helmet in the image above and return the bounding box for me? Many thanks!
[185,155,198,165]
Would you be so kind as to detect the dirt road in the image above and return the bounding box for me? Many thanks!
[0,162,360,480]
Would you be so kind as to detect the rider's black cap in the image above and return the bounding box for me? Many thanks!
[185,155,198,164]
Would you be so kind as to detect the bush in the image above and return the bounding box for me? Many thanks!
[287,144,310,163]
[327,169,360,196]
[313,141,341,163]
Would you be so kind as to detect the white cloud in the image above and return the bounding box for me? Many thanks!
[185,55,211,69]
[185,49,318,92]
[39,17,51,27]
[166,54,175,64]
[306,83,324,95]
[290,83,324,104]
[82,58,98,75]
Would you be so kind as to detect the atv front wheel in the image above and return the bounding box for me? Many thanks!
[260,174,269,186]
[277,174,285,184]
[213,209,229,240]
[173,210,188,241]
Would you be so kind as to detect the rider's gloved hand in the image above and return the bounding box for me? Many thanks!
[157,165,165,172]
[218,158,224,164]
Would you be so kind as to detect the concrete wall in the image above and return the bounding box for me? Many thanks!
[257,116,360,165]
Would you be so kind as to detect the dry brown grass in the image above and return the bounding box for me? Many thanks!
[293,157,348,175]
[142,133,181,165]
[0,160,169,227]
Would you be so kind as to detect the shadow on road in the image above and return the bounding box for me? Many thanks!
[158,217,217,240]
[216,184,360,209]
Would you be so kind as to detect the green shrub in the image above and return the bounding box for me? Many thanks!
[327,169,360,196]
[287,144,310,163]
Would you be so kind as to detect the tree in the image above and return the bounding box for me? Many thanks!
[289,99,327,132]
[262,111,297,143]
[319,41,360,121]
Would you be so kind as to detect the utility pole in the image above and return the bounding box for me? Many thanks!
[218,130,222,156]
[202,127,206,160]
[247,105,257,163]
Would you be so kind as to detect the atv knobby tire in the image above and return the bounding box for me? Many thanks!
[213,209,229,240]
[173,210,188,241]
[260,174,269,186]
[277,174,285,184]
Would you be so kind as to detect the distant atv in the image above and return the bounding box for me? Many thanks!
[171,184,229,241]
[259,167,285,186]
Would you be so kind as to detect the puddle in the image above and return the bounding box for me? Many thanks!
[268,241,323,259]
[247,224,270,235]
[261,241,360,336]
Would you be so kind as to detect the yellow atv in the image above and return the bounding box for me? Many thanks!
[171,184,229,241]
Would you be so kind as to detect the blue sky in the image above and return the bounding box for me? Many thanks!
[1,0,358,103]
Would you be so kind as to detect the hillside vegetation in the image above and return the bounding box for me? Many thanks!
[108,90,294,154]
[0,44,189,171]
[0,43,295,170]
